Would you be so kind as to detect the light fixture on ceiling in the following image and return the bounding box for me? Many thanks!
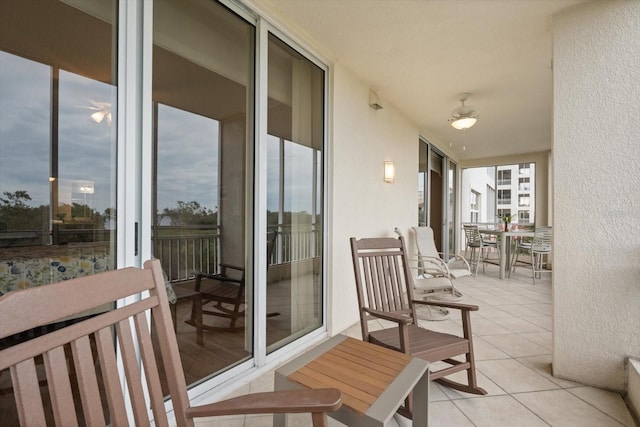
[87,100,112,125]
[449,92,478,130]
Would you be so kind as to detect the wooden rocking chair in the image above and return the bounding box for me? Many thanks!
[0,259,341,426]
[190,230,279,330]
[350,236,487,396]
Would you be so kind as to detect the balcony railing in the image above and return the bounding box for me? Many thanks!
[152,224,320,283]
[153,226,220,283]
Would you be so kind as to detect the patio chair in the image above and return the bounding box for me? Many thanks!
[463,224,496,276]
[511,226,552,284]
[410,226,471,298]
[350,236,487,398]
[0,259,341,427]
[189,230,278,331]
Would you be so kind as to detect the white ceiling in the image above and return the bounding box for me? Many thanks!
[249,0,589,160]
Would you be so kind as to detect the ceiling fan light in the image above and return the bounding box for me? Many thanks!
[91,111,106,123]
[451,116,477,130]
[449,92,479,130]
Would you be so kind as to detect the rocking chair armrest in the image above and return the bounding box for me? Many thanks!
[364,307,413,324]
[185,388,342,418]
[412,299,479,312]
[194,271,243,284]
[218,262,245,272]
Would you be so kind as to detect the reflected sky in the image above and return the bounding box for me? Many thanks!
[157,104,219,212]
[1,50,318,219]
[0,51,116,213]
[0,52,52,206]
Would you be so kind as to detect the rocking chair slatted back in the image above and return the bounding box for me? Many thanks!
[350,237,418,340]
[0,259,342,427]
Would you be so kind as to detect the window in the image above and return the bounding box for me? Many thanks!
[519,163,531,175]
[498,189,511,205]
[519,211,530,223]
[498,208,511,218]
[418,140,428,226]
[497,169,512,185]
[470,191,479,223]
[462,162,536,229]
[486,185,496,220]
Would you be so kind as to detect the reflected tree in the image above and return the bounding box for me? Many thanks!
[159,201,217,226]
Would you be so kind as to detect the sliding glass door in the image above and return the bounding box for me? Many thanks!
[151,0,255,386]
[417,139,458,256]
[150,0,326,389]
[0,1,118,422]
[266,34,324,353]
[1,0,327,403]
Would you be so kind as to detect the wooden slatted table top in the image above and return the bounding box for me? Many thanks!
[287,337,412,415]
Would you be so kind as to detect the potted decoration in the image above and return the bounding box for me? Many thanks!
[500,214,513,231]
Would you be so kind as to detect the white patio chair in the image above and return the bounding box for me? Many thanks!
[404,227,474,320]
[462,224,496,276]
[512,226,552,284]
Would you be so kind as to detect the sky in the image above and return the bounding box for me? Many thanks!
[1,50,317,222]
[0,51,116,213]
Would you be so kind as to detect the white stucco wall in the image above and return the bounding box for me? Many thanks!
[328,64,420,335]
[553,0,640,391]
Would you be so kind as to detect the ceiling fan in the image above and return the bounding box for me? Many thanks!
[83,100,112,125]
[449,92,478,130]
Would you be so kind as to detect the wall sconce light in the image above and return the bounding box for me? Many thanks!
[384,161,395,183]
[369,89,383,110]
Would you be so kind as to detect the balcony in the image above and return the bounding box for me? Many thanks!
[172,264,634,426]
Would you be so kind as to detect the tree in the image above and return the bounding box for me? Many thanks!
[159,201,217,226]
[0,190,47,232]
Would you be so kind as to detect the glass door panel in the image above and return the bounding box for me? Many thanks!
[429,150,444,252]
[0,0,117,422]
[266,34,324,352]
[152,0,255,389]
[447,159,457,257]
[418,140,428,226]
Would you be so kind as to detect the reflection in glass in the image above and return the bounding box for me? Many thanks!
[152,0,255,389]
[0,3,117,285]
[0,0,117,422]
[448,160,457,257]
[267,34,324,352]
[418,141,428,226]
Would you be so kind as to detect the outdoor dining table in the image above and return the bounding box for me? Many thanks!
[479,226,535,279]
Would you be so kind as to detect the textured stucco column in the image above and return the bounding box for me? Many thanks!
[553,1,640,391]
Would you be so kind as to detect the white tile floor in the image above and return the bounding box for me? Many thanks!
[194,265,637,427]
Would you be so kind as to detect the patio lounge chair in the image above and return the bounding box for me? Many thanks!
[0,259,341,426]
[410,225,471,299]
[350,236,487,398]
